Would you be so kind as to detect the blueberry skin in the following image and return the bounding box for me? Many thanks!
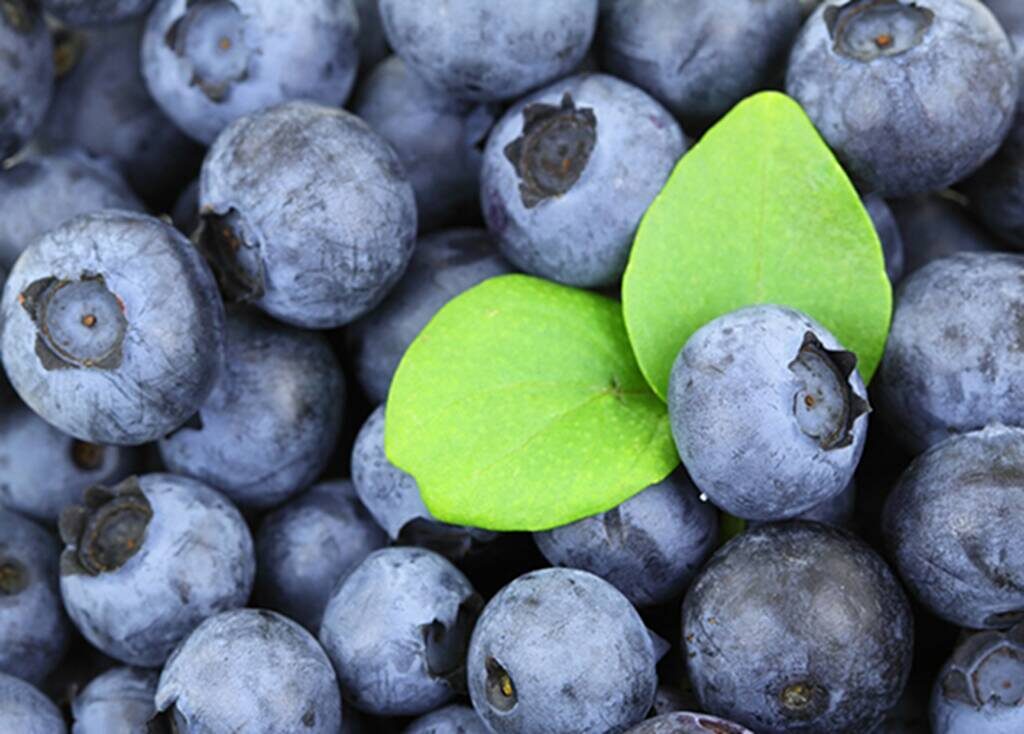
[533,469,718,607]
[600,0,802,128]
[0,211,226,446]
[0,401,138,524]
[71,667,158,734]
[987,0,1024,66]
[864,194,905,283]
[40,23,204,205]
[142,0,360,145]
[890,193,1002,276]
[198,100,417,328]
[347,228,512,404]
[171,179,199,236]
[883,425,1024,629]
[929,622,1024,733]
[354,57,499,233]
[0,149,144,270]
[793,478,857,527]
[255,480,387,632]
[351,405,497,558]
[467,567,656,734]
[624,711,754,734]
[59,474,255,667]
[683,522,913,734]
[0,672,66,734]
[42,0,154,26]
[0,509,70,686]
[158,309,345,510]
[668,305,869,521]
[404,704,489,734]
[320,547,482,716]
[481,73,686,287]
[787,0,1019,197]
[0,3,53,160]
[876,253,1024,452]
[379,0,598,102]
[155,608,342,734]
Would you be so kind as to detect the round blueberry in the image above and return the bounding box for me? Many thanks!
[883,425,1024,629]
[876,253,1024,452]
[890,193,1003,276]
[988,0,1024,66]
[0,509,70,686]
[158,309,345,510]
[0,401,138,524]
[624,711,754,734]
[43,0,154,26]
[533,469,718,607]
[668,304,869,521]
[0,672,65,734]
[71,666,158,733]
[347,229,513,404]
[255,480,387,632]
[319,547,482,716]
[787,0,1019,196]
[404,704,489,734]
[467,567,656,734]
[379,0,598,102]
[142,0,360,144]
[1,211,225,446]
[154,608,342,733]
[481,73,686,287]
[0,1,53,160]
[171,179,199,236]
[600,0,802,128]
[683,522,913,733]
[197,100,417,328]
[351,405,497,559]
[930,622,1024,733]
[864,193,905,284]
[58,474,255,667]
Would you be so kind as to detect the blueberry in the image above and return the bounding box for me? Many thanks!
[0,1,53,160]
[0,509,70,685]
[347,229,513,404]
[196,100,417,328]
[987,0,1024,66]
[319,547,482,716]
[792,478,857,527]
[668,305,869,521]
[883,425,1024,629]
[0,149,144,270]
[0,401,137,525]
[40,24,204,205]
[354,57,499,232]
[683,522,913,733]
[71,666,158,734]
[153,608,343,733]
[43,0,155,26]
[787,0,1019,196]
[255,480,387,632]
[876,253,1024,452]
[600,0,802,129]
[864,194,906,283]
[58,474,255,667]
[404,704,490,734]
[0,211,225,446]
[929,622,1024,733]
[890,193,1003,276]
[142,0,360,144]
[0,672,66,734]
[533,469,718,607]
[171,179,199,236]
[158,309,345,510]
[467,567,656,734]
[379,0,598,102]
[623,711,753,734]
[351,405,497,559]
[353,0,388,71]
[481,73,686,287]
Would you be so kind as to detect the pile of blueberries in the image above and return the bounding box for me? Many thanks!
[1,0,1024,732]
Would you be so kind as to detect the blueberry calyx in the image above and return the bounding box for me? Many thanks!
[825,0,934,62]
[70,440,106,471]
[20,274,128,372]
[422,594,484,691]
[164,0,250,103]
[484,656,518,712]
[193,208,265,302]
[58,477,153,577]
[788,331,870,450]
[941,623,1024,707]
[1,0,34,33]
[504,92,597,209]
[0,558,28,596]
[778,680,829,720]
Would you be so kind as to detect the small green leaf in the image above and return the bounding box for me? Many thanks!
[622,91,892,400]
[385,274,678,532]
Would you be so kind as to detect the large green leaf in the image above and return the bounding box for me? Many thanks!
[623,91,892,400]
[385,274,678,531]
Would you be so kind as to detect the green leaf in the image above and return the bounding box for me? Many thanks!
[385,274,679,532]
[622,91,892,400]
